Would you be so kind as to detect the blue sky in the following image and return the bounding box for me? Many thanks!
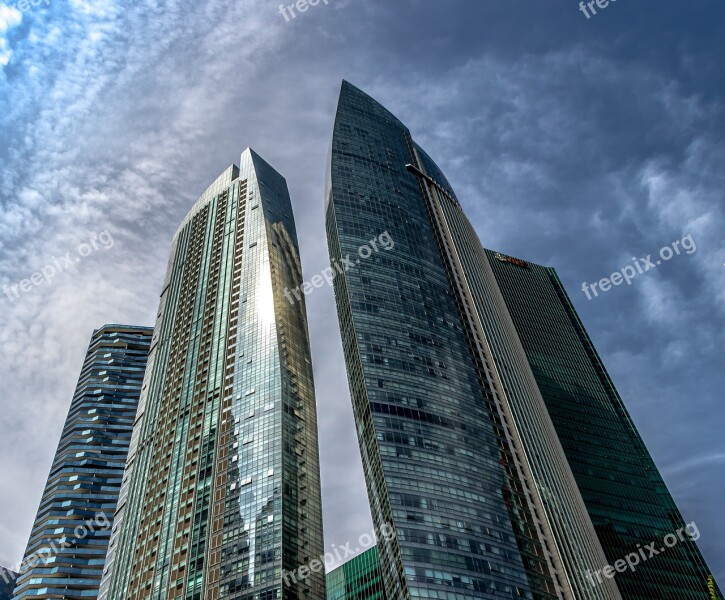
[0,0,723,584]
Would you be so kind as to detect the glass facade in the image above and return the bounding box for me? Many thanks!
[325,81,596,600]
[101,149,324,600]
[326,548,384,600]
[11,325,153,600]
[485,249,723,600]
[1,568,17,600]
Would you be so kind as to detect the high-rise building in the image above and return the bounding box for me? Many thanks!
[11,325,153,600]
[325,80,620,600]
[101,149,325,600]
[484,249,722,600]
[1,568,17,600]
[326,548,384,600]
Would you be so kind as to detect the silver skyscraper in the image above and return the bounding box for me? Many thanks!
[102,149,324,600]
[326,81,620,600]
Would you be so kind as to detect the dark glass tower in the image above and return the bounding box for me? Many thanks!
[325,81,623,600]
[11,325,153,600]
[326,548,385,600]
[485,249,722,600]
[1,568,17,600]
[101,149,324,600]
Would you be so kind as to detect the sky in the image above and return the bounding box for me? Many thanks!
[0,0,723,585]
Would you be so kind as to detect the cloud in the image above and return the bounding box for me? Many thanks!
[0,3,21,32]
[0,3,21,66]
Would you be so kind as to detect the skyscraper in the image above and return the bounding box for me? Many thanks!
[325,81,620,600]
[326,548,385,600]
[1,568,18,600]
[101,149,324,600]
[11,325,153,600]
[485,249,722,599]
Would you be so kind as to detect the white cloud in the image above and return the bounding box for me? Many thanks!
[0,3,21,66]
[0,3,22,32]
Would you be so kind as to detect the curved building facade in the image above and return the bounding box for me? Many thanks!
[101,150,324,600]
[12,325,153,600]
[325,81,620,600]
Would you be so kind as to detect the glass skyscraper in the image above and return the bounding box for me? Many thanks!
[325,81,621,600]
[1,568,17,600]
[11,325,153,600]
[100,149,324,600]
[485,249,722,600]
[326,548,384,600]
